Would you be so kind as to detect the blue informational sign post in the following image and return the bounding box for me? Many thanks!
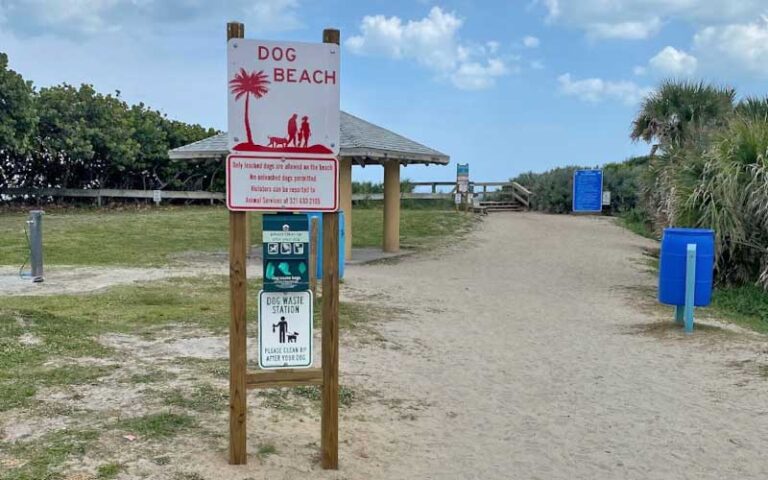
[572,169,603,213]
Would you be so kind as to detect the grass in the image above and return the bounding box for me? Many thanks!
[162,384,227,412]
[118,412,197,439]
[617,209,656,239]
[0,275,258,413]
[710,284,768,334]
[1,428,99,480]
[1,275,261,337]
[0,206,476,266]
[96,462,124,479]
[0,308,116,411]
[257,443,277,458]
[258,385,357,411]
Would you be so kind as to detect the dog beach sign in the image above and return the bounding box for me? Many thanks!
[227,39,340,155]
[258,290,314,369]
[226,39,340,212]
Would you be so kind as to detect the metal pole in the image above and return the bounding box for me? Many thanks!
[28,210,44,283]
[684,243,697,334]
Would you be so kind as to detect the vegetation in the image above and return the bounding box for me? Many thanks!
[118,412,197,439]
[0,206,474,266]
[352,179,415,194]
[2,428,99,480]
[710,285,768,334]
[0,52,218,195]
[511,157,648,215]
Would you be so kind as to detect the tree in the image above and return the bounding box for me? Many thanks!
[631,81,735,156]
[35,84,138,188]
[0,52,36,154]
[228,69,270,145]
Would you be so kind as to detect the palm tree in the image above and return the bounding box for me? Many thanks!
[631,80,735,156]
[229,69,270,145]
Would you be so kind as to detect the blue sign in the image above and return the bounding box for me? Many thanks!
[457,164,469,177]
[572,169,603,213]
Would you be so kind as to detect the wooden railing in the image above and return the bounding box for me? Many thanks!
[0,188,223,205]
[1,183,533,208]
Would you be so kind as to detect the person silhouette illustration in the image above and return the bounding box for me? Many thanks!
[273,316,289,343]
[287,114,298,147]
[300,116,311,148]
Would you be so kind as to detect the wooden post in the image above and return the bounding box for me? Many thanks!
[245,214,252,257]
[321,27,340,471]
[339,157,353,260]
[227,20,248,467]
[383,161,401,252]
[309,216,319,297]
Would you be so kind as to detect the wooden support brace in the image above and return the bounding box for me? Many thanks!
[246,369,324,389]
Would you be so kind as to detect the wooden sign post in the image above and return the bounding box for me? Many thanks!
[226,22,341,470]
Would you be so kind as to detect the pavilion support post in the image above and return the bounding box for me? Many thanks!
[383,161,400,253]
[339,157,353,259]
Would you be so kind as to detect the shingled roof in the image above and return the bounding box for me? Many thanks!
[168,111,449,165]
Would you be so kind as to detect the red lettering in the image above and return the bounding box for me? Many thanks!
[285,47,296,62]
[300,70,311,83]
[258,46,269,60]
[325,70,336,84]
[273,68,285,82]
[313,70,323,83]
[286,68,296,83]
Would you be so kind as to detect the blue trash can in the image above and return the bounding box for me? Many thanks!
[305,211,345,280]
[658,228,715,306]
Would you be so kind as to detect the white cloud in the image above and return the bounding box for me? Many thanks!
[649,46,698,75]
[522,35,540,48]
[586,19,661,40]
[451,59,509,90]
[0,0,302,37]
[346,7,511,90]
[558,73,652,105]
[535,0,768,40]
[693,17,768,76]
[633,65,647,76]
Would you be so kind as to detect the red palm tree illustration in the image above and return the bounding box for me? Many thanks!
[229,68,270,145]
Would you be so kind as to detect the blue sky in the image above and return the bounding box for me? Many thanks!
[2,0,768,184]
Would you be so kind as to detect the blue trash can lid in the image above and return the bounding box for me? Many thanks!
[663,227,714,236]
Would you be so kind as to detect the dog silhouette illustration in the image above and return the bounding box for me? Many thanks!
[287,332,299,343]
[268,136,289,148]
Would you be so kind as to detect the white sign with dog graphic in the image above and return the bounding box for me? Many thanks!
[258,290,313,369]
[227,39,340,155]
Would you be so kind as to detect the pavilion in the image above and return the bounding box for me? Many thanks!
[169,111,450,257]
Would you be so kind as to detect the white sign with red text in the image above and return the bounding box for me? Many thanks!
[226,154,338,211]
[227,39,340,155]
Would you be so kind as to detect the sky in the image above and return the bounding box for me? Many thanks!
[2,0,768,184]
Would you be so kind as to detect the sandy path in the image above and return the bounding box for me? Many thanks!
[316,213,767,480]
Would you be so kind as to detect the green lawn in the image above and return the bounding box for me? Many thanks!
[0,206,475,266]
